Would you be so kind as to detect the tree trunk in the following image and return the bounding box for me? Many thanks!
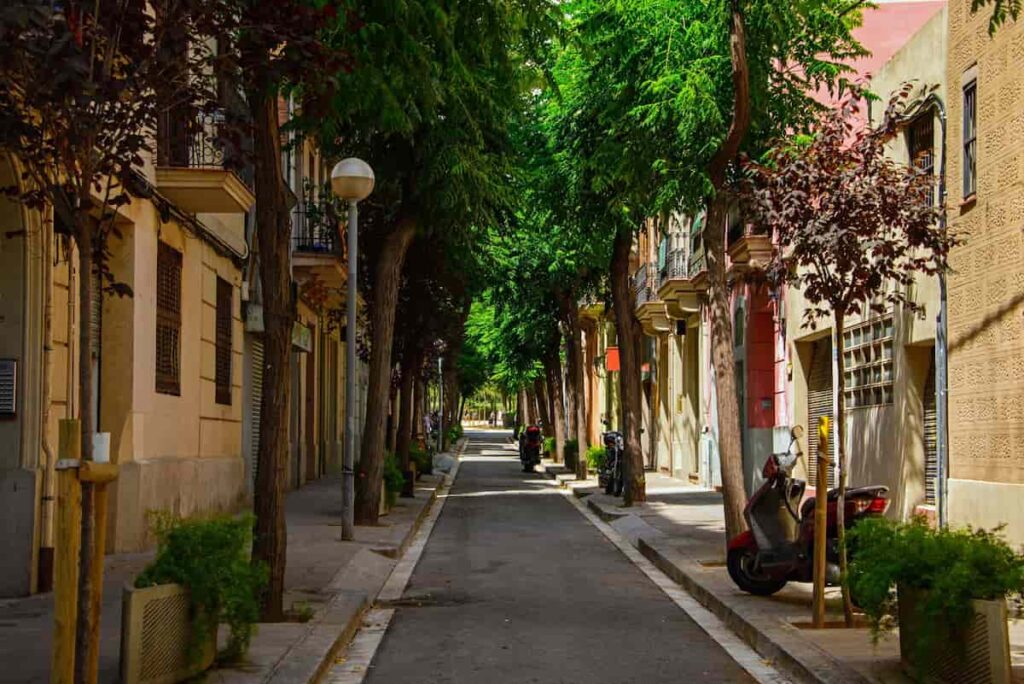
[387,380,399,454]
[412,376,425,443]
[834,310,855,625]
[533,377,551,436]
[396,354,417,473]
[458,395,466,424]
[705,194,748,540]
[250,91,293,621]
[704,0,752,542]
[355,219,416,525]
[609,225,646,505]
[525,387,537,426]
[562,295,589,478]
[544,352,566,464]
[74,220,97,683]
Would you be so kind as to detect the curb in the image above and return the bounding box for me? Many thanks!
[266,452,463,684]
[581,495,873,684]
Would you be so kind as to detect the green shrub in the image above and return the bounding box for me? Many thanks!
[586,445,606,470]
[136,513,267,663]
[543,436,556,456]
[383,451,404,506]
[447,424,464,444]
[848,517,1024,667]
[409,444,432,475]
[564,439,579,463]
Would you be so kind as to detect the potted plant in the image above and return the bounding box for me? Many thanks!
[381,451,404,514]
[123,513,267,683]
[848,517,1024,683]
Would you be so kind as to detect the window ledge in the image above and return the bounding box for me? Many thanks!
[960,194,977,213]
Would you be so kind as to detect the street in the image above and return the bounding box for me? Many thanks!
[363,431,758,683]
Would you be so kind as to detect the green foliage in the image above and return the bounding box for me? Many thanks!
[586,445,606,470]
[136,513,267,663]
[383,452,405,506]
[409,444,433,475]
[848,517,1024,665]
[448,424,464,444]
[565,439,579,463]
[543,437,556,455]
[972,0,1022,34]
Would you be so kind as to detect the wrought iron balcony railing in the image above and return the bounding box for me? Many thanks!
[156,109,232,170]
[661,248,690,281]
[631,261,659,305]
[292,197,344,255]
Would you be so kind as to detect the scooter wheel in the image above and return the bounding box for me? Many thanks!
[727,548,788,596]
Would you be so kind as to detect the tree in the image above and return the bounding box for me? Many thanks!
[0,2,217,675]
[746,91,957,625]
[220,0,339,620]
[318,0,557,524]
[973,0,1021,33]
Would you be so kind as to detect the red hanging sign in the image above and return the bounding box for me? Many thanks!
[606,346,621,372]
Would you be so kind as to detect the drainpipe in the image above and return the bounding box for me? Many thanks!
[926,94,950,528]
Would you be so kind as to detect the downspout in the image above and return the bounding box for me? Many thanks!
[927,94,950,528]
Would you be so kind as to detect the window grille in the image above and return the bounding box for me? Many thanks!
[908,114,935,206]
[215,277,233,405]
[156,243,182,395]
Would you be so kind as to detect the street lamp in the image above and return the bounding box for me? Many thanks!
[331,157,374,542]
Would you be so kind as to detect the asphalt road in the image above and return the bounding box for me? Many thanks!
[365,430,756,684]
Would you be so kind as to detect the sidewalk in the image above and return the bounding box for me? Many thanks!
[540,462,1024,684]
[0,445,462,684]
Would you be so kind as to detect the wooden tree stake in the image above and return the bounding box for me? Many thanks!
[52,420,82,684]
[812,416,830,628]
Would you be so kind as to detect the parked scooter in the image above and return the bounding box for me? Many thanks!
[726,426,890,596]
[598,431,624,496]
[519,425,543,472]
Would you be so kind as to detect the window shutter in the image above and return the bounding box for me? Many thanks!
[215,277,233,405]
[156,243,182,395]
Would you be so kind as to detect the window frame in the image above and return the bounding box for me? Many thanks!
[962,75,978,200]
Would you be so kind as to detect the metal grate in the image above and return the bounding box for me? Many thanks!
[139,592,192,681]
[156,243,182,396]
[249,338,264,488]
[0,359,16,415]
[215,278,233,405]
[924,358,937,506]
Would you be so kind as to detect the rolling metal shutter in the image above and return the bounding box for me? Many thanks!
[250,338,264,487]
[924,359,937,506]
[807,338,836,488]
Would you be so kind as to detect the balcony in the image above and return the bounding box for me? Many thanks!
[155,110,255,214]
[292,198,347,305]
[728,226,773,276]
[657,248,708,319]
[632,262,671,336]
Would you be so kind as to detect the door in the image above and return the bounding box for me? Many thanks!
[807,338,836,488]
[923,358,937,506]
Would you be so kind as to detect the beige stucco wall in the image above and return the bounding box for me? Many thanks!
[945,1,1024,545]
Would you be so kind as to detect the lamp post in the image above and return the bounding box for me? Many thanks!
[331,158,374,541]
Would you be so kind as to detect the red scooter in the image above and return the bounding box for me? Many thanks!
[726,426,889,596]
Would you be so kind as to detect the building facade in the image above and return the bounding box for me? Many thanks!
[944,0,1024,545]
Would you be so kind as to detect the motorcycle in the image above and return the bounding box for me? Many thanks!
[597,431,624,496]
[519,425,543,472]
[726,426,890,596]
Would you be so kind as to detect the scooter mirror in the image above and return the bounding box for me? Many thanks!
[791,425,805,441]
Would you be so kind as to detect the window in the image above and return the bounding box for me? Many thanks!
[963,78,977,199]
[215,277,233,405]
[156,242,182,395]
[842,315,894,409]
[908,114,935,206]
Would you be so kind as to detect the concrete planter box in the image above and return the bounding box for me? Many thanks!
[898,586,1012,683]
[121,583,215,684]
